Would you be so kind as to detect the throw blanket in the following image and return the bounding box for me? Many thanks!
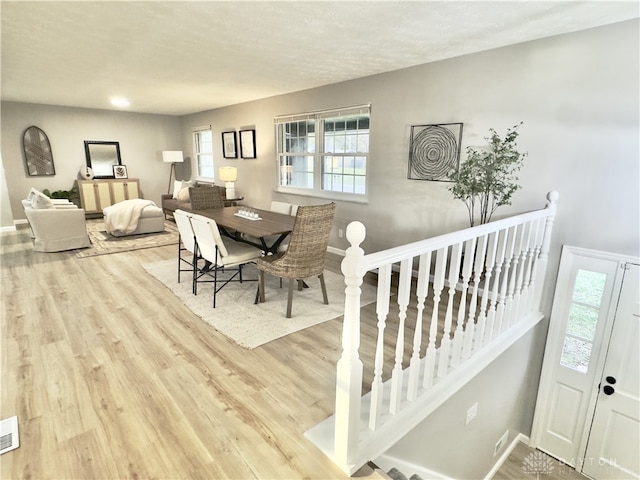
[104,199,156,234]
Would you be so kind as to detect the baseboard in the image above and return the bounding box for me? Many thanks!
[483,433,529,480]
[327,245,346,257]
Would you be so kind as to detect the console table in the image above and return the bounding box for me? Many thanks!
[78,178,140,215]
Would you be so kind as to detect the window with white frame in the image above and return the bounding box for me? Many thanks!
[275,104,370,198]
[193,125,214,179]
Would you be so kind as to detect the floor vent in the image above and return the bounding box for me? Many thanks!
[0,416,19,455]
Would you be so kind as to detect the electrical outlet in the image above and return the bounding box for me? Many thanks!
[466,402,478,425]
[494,430,509,456]
[338,228,344,238]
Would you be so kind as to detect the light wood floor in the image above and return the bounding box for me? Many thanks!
[494,443,587,480]
[1,227,584,479]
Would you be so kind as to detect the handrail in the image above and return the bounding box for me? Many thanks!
[332,192,559,474]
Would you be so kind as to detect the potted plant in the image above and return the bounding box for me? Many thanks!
[43,186,80,206]
[449,123,527,227]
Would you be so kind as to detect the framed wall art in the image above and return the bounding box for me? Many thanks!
[222,131,237,158]
[239,129,256,159]
[113,164,128,179]
[22,126,56,176]
[408,123,463,181]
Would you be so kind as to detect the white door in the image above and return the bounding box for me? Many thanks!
[582,263,640,479]
[531,246,626,466]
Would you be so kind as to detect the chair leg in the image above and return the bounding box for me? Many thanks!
[177,241,181,283]
[191,251,198,294]
[258,270,266,303]
[213,256,218,308]
[319,273,329,305]
[286,278,294,318]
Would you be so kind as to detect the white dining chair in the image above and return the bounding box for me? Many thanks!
[242,201,293,251]
[173,209,199,293]
[269,201,292,215]
[189,213,263,307]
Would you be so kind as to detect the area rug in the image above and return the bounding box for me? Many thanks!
[142,259,377,349]
[76,220,178,258]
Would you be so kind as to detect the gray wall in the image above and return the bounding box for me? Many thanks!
[176,20,638,476]
[383,324,548,478]
[180,19,639,276]
[1,102,182,223]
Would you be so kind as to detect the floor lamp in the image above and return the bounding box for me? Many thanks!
[163,151,184,194]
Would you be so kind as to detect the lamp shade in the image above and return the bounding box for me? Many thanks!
[219,166,238,182]
[162,151,184,163]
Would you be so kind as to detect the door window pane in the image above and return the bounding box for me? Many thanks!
[560,269,607,373]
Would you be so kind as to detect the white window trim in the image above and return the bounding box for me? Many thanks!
[193,124,214,182]
[274,104,371,203]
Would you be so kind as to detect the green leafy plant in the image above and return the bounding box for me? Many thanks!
[449,123,527,226]
[42,186,80,203]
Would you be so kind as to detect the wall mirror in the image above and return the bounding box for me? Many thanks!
[84,141,122,178]
[23,126,56,176]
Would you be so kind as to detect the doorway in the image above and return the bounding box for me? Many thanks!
[530,246,639,479]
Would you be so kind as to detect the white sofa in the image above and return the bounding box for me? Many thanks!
[22,188,90,252]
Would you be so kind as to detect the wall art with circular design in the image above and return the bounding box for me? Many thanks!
[407,123,463,181]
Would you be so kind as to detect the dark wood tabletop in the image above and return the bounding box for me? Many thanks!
[186,206,295,252]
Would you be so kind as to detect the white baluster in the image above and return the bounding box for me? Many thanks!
[526,218,545,315]
[462,234,487,360]
[335,221,366,467]
[451,238,475,368]
[438,243,461,378]
[369,263,392,430]
[486,229,507,342]
[511,221,530,325]
[390,258,412,414]
[408,252,431,401]
[522,218,542,314]
[498,225,518,333]
[423,247,447,388]
[475,232,498,351]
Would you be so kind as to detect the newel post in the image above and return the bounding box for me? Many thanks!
[334,221,366,469]
[534,191,559,309]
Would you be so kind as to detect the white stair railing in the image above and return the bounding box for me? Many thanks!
[332,192,559,474]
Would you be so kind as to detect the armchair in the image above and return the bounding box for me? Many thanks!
[22,188,90,252]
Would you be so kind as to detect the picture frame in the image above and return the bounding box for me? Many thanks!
[113,164,128,179]
[222,131,237,158]
[407,123,463,181]
[84,140,122,179]
[239,129,256,159]
[22,126,56,176]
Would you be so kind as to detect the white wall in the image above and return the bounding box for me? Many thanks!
[0,102,182,222]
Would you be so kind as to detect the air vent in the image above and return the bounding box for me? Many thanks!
[0,416,19,455]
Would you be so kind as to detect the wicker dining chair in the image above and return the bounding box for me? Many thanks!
[188,186,225,210]
[256,202,336,318]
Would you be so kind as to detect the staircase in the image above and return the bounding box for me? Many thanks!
[306,192,559,475]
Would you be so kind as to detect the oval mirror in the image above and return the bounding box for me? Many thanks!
[22,126,56,176]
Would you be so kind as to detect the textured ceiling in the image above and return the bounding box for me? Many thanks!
[1,1,638,116]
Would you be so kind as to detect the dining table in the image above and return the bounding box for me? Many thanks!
[186,205,295,254]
